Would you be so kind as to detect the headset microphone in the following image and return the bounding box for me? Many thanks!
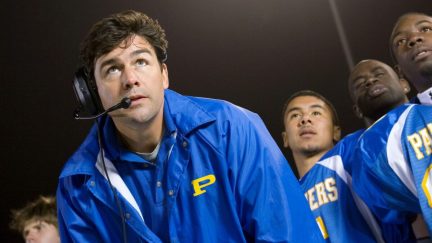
[74,97,132,120]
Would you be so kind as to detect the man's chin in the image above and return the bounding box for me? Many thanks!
[359,96,390,113]
[418,59,432,77]
[300,146,322,156]
[362,102,398,120]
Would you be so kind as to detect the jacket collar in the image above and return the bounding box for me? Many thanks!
[60,89,216,178]
[164,89,215,135]
[415,86,432,105]
[60,125,100,178]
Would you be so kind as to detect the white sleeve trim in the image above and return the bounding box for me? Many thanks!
[95,151,144,222]
[318,156,384,243]
[387,105,418,197]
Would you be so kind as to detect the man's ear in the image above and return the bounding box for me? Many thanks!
[394,64,411,94]
[353,104,363,119]
[400,78,411,94]
[162,63,169,89]
[394,64,406,80]
[333,126,341,142]
[281,131,290,148]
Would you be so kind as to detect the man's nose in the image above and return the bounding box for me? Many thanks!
[407,35,424,48]
[365,77,378,88]
[122,67,139,89]
[25,230,38,243]
[299,115,311,125]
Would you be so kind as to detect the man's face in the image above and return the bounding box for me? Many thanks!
[94,35,169,124]
[23,220,60,243]
[348,60,408,119]
[391,13,432,91]
[282,96,339,157]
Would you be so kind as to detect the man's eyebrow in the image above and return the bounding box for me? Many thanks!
[415,19,432,26]
[286,107,301,114]
[309,104,325,110]
[99,49,153,70]
[371,66,385,72]
[286,104,325,114]
[352,75,365,83]
[130,49,152,57]
[99,59,118,71]
[392,19,432,40]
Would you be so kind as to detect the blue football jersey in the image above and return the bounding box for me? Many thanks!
[300,130,385,242]
[352,104,432,234]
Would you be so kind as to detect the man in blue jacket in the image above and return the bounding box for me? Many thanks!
[57,10,323,242]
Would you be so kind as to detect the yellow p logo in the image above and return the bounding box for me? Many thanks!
[192,174,216,197]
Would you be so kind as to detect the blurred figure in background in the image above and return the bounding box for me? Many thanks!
[10,195,60,243]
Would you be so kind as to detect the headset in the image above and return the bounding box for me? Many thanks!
[72,67,104,119]
[73,48,166,118]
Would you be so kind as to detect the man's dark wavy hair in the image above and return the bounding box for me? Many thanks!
[80,10,168,76]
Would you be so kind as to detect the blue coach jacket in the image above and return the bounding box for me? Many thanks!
[57,89,323,242]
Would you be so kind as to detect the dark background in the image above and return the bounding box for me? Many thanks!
[2,1,431,241]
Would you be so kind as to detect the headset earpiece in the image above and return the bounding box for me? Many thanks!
[72,67,104,117]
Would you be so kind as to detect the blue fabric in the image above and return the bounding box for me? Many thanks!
[300,130,380,242]
[409,96,421,104]
[409,88,432,105]
[57,89,324,242]
[305,130,414,242]
[352,104,432,235]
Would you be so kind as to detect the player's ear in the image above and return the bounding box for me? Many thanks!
[394,64,406,80]
[282,131,290,148]
[400,78,410,95]
[353,104,363,119]
[333,125,341,142]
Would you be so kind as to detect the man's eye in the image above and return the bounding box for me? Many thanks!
[354,79,366,89]
[421,26,432,32]
[107,66,119,74]
[395,38,406,47]
[35,221,44,231]
[312,111,321,116]
[375,72,384,78]
[290,113,300,119]
[136,59,148,66]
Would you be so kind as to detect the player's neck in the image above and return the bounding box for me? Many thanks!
[114,113,165,153]
[294,150,328,178]
[364,97,409,127]
[414,75,432,93]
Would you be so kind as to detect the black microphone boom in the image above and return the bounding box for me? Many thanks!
[74,97,132,120]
